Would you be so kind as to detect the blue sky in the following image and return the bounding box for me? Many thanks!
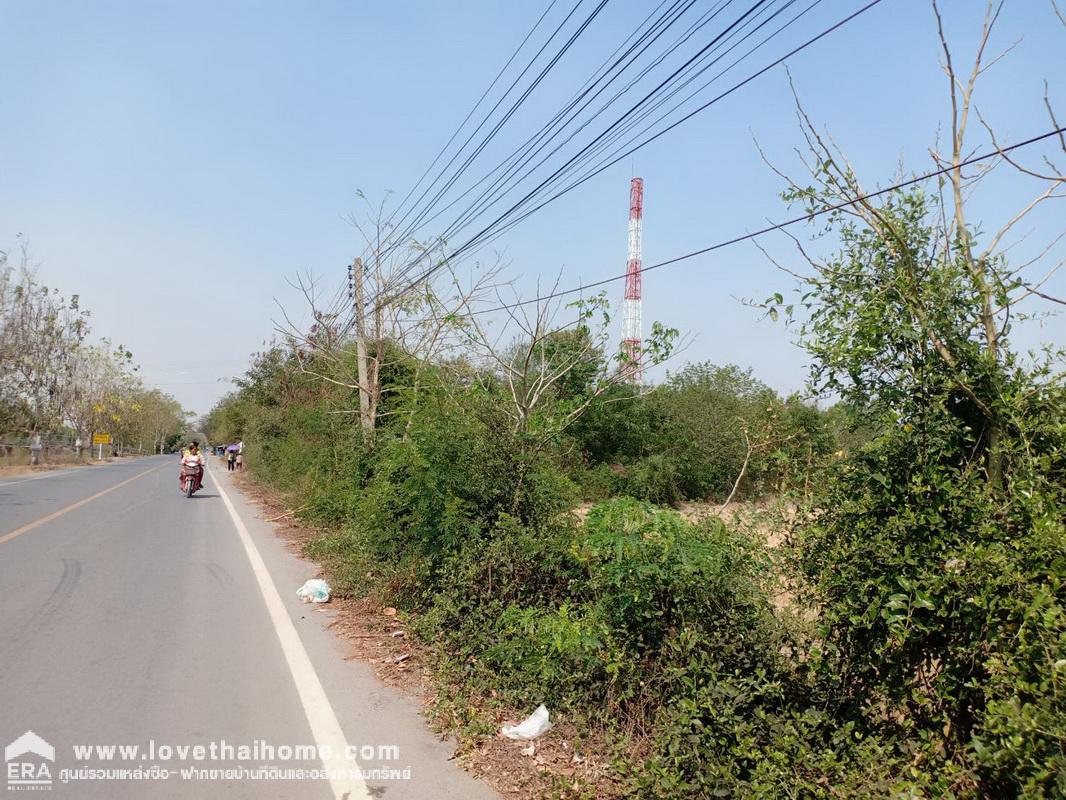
[2,0,1064,415]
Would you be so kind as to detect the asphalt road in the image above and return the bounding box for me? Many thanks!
[0,456,499,799]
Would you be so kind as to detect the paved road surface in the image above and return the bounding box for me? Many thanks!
[0,456,498,799]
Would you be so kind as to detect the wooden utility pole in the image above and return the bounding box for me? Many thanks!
[351,258,372,436]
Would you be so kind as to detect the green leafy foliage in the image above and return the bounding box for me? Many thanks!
[568,363,840,504]
[204,183,1063,797]
[775,185,1066,796]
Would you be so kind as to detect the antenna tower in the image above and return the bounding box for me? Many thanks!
[621,177,644,382]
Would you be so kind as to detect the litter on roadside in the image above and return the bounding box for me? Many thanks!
[296,579,331,603]
[501,704,552,740]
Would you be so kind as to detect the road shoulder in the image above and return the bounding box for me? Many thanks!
[208,459,500,800]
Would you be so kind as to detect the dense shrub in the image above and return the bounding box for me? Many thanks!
[796,383,1066,796]
[355,391,575,563]
[205,235,1063,797]
[577,499,768,652]
[773,178,1066,795]
[420,498,781,723]
[568,363,839,504]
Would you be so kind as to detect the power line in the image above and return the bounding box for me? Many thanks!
[384,0,565,234]
[362,0,884,320]
[446,0,879,265]
[459,125,1066,317]
[338,0,710,326]
[430,0,712,232]
[319,0,572,322]
[437,0,755,246]
[404,0,774,268]
[379,0,611,264]
[445,0,818,255]
[451,0,827,259]
[372,0,815,311]
[374,0,770,301]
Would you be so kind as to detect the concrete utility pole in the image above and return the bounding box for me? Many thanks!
[350,258,372,435]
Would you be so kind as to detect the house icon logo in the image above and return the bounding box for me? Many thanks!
[5,730,54,790]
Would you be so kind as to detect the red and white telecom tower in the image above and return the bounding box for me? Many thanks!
[621,177,644,383]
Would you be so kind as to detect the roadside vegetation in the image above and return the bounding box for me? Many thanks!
[207,222,1063,798]
[0,240,188,457]
[207,7,1064,797]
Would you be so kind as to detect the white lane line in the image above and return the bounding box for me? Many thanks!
[0,464,169,546]
[0,467,83,488]
[212,466,371,800]
[0,457,163,488]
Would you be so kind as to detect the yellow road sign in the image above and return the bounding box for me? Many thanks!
[92,433,111,445]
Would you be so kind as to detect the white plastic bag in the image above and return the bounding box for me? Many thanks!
[501,704,552,740]
[296,579,331,603]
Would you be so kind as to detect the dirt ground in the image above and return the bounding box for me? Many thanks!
[232,472,623,800]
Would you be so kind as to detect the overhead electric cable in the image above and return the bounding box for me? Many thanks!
[321,0,570,322]
[443,0,806,245]
[368,0,777,311]
[436,0,747,242]
[457,125,1066,317]
[361,0,884,319]
[442,0,869,265]
[386,0,564,230]
[348,0,721,321]
[455,0,826,255]
[371,0,710,297]
[381,0,612,259]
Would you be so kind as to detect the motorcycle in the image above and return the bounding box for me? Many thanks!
[180,462,202,497]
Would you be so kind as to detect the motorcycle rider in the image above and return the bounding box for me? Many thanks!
[180,441,205,493]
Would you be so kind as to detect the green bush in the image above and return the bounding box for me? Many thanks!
[568,364,839,504]
[617,453,684,505]
[577,498,767,652]
[794,398,1066,795]
[413,515,598,707]
[484,603,615,706]
[571,461,619,501]
[204,246,1064,797]
[416,498,782,728]
[346,389,577,578]
[776,181,1066,796]
[638,637,898,799]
